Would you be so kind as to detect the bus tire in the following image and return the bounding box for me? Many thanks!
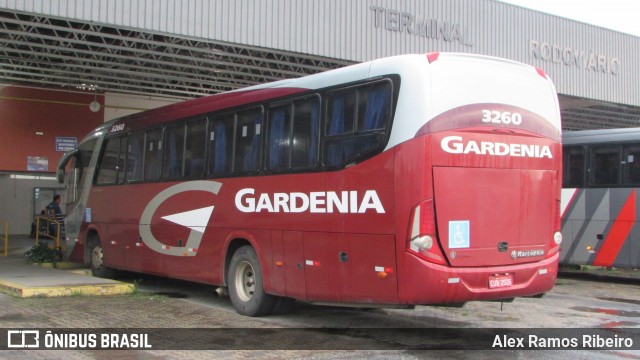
[228,245,276,317]
[88,237,115,278]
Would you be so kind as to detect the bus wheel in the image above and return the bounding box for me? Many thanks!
[228,245,276,316]
[89,238,114,278]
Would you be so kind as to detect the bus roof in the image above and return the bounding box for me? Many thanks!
[563,127,640,145]
[90,53,558,145]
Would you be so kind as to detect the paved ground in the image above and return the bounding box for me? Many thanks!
[1,235,638,359]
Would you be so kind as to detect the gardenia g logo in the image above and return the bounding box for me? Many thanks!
[139,181,222,257]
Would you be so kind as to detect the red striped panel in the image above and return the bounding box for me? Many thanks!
[593,190,636,266]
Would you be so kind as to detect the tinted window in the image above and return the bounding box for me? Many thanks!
[326,91,355,136]
[163,124,185,179]
[267,97,320,172]
[208,117,234,176]
[292,97,320,169]
[358,82,391,131]
[623,145,640,185]
[563,146,585,187]
[126,132,145,182]
[185,119,207,178]
[144,129,162,181]
[96,137,121,185]
[71,137,97,200]
[324,81,392,168]
[590,146,620,186]
[234,109,263,174]
[267,104,292,171]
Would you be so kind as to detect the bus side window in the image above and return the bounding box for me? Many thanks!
[96,137,121,185]
[324,81,392,168]
[163,124,186,179]
[126,132,145,183]
[326,91,356,136]
[267,96,320,172]
[117,137,126,183]
[70,137,97,202]
[208,117,233,176]
[234,108,263,174]
[144,128,163,181]
[590,146,621,186]
[358,82,391,131]
[184,119,207,178]
[268,104,292,171]
[292,97,320,169]
[562,146,585,188]
[623,145,640,185]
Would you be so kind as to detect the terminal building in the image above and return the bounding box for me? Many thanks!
[1,0,639,232]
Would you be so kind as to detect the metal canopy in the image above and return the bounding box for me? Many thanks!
[1,10,639,130]
[559,97,640,131]
[0,10,353,99]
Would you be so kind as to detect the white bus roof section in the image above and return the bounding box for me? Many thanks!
[428,53,561,131]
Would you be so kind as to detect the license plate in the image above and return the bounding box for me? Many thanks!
[489,274,513,289]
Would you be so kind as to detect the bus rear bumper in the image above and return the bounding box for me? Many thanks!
[399,252,559,305]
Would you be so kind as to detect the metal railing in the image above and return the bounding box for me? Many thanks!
[35,216,63,250]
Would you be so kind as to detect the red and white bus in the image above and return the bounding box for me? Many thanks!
[57,53,562,316]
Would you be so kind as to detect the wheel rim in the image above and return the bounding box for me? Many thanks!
[91,245,104,270]
[234,260,256,302]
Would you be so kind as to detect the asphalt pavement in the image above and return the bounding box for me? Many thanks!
[0,234,639,359]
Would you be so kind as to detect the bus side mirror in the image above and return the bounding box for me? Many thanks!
[57,169,65,183]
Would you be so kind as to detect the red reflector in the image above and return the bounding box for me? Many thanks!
[535,67,547,79]
[426,52,440,63]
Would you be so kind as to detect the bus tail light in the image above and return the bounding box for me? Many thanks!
[407,200,447,265]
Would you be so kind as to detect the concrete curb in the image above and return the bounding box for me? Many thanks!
[0,279,134,298]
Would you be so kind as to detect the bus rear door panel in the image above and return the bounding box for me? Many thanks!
[432,167,555,267]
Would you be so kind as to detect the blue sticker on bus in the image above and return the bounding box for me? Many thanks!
[449,220,470,249]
